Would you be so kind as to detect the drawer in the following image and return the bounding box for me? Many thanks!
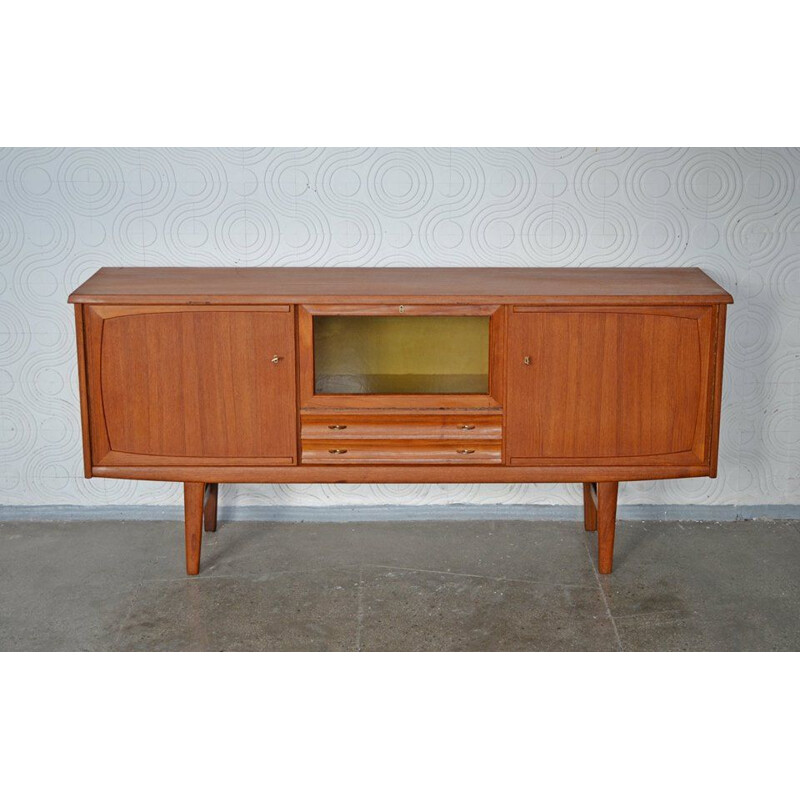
[301,413,502,440]
[301,439,502,464]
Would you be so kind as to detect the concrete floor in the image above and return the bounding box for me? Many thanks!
[1,517,799,651]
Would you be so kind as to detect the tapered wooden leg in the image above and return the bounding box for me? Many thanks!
[596,481,619,575]
[204,483,218,532]
[184,482,205,575]
[583,482,597,531]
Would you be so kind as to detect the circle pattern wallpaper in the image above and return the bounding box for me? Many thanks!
[0,147,797,508]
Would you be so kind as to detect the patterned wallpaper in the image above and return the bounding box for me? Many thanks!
[0,148,798,509]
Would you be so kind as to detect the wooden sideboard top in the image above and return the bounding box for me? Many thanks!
[69,267,733,306]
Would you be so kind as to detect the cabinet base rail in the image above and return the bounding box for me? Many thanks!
[182,480,620,576]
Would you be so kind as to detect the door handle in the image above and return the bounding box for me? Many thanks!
[523,356,531,365]
[271,355,282,364]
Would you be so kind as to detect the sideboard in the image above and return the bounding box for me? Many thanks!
[69,267,732,575]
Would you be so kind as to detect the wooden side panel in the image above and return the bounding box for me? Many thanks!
[74,304,93,478]
[709,305,727,478]
[85,306,297,463]
[507,306,715,465]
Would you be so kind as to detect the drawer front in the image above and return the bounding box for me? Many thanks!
[301,440,502,464]
[301,413,502,440]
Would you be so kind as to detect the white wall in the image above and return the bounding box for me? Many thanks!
[0,148,797,508]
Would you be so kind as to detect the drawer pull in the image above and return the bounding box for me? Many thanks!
[328,448,348,455]
[328,424,347,430]
[457,449,476,455]
[271,354,282,364]
[458,424,476,430]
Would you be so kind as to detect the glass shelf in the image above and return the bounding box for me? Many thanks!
[313,315,490,395]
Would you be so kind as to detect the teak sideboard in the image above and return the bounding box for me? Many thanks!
[69,267,733,575]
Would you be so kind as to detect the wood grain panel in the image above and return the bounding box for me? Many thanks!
[69,267,734,306]
[87,306,297,462]
[507,306,715,463]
